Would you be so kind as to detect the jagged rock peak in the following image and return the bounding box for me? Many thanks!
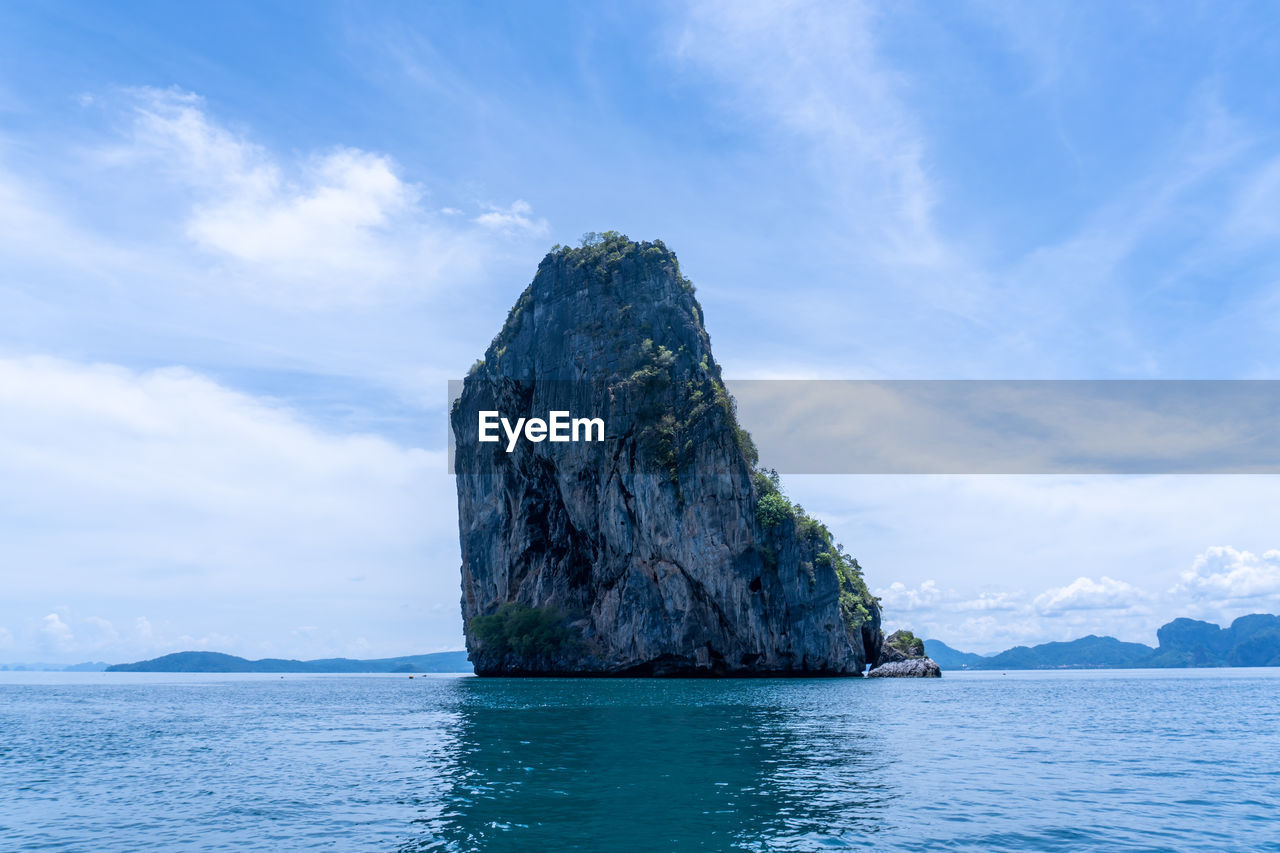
[453,232,884,676]
[470,232,713,384]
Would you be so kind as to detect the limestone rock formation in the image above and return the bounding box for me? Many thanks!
[452,233,883,676]
[868,628,939,676]
[866,658,942,678]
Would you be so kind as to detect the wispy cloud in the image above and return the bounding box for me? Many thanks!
[474,199,549,236]
[670,4,1280,380]
[673,0,943,265]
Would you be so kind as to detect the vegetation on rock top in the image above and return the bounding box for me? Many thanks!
[885,629,926,658]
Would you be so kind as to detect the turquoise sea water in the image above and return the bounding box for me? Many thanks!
[2,669,1278,851]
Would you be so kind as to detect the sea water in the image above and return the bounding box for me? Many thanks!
[2,669,1277,851]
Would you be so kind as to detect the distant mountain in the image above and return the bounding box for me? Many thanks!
[106,650,472,673]
[932,614,1280,669]
[923,640,986,669]
[0,661,109,672]
[1149,615,1280,667]
[982,635,1155,669]
[87,613,1280,673]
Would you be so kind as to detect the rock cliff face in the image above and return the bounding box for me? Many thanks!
[452,233,883,676]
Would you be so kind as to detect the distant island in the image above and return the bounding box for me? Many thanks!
[106,650,471,673]
[928,614,1280,669]
[0,661,110,672]
[32,614,1280,675]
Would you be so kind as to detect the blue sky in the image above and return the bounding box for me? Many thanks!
[3,0,1280,662]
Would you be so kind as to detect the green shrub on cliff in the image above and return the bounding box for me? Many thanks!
[469,603,574,658]
[751,468,781,499]
[886,629,926,658]
[756,492,792,529]
[835,550,874,627]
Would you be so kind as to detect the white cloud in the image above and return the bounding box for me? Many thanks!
[106,87,542,303]
[187,147,416,272]
[39,613,75,653]
[877,581,1023,617]
[875,580,1034,650]
[0,356,463,662]
[1034,576,1148,615]
[1174,546,1280,602]
[876,579,944,611]
[790,470,1280,651]
[0,355,441,574]
[0,626,13,650]
[474,200,548,235]
[877,576,1156,652]
[126,88,412,284]
[126,88,271,193]
[954,592,1021,612]
[869,546,1280,653]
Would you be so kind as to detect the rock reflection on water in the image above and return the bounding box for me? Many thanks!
[403,678,891,851]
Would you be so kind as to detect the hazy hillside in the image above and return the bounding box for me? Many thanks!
[107,650,472,673]
[929,614,1280,669]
